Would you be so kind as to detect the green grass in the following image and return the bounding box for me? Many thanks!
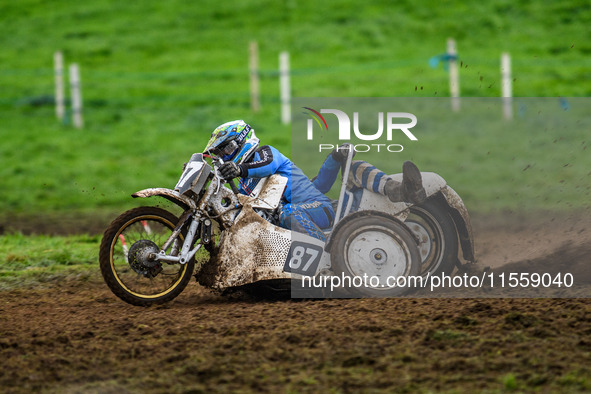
[1,0,590,218]
[0,233,101,289]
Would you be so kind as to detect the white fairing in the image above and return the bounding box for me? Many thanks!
[356,172,447,218]
[198,203,295,289]
[385,172,447,196]
[175,161,204,191]
[357,193,408,220]
[248,174,288,210]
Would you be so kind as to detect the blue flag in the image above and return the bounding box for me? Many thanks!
[429,53,458,71]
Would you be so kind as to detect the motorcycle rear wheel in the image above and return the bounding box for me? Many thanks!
[99,206,194,306]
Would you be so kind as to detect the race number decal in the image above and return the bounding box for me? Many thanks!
[283,241,323,275]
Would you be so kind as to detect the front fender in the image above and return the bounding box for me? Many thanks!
[132,188,196,210]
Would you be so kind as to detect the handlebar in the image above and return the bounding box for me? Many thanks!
[211,155,241,195]
[227,179,240,194]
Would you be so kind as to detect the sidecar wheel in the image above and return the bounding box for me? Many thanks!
[330,213,421,297]
[405,199,458,277]
[99,207,195,306]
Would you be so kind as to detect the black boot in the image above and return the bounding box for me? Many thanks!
[402,161,427,204]
[384,161,426,204]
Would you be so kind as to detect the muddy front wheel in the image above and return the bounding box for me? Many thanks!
[99,207,194,306]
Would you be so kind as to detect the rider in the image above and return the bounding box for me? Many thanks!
[204,120,334,241]
[204,120,426,241]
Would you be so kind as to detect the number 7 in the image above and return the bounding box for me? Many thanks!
[302,248,319,272]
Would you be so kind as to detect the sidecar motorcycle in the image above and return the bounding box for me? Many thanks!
[99,149,474,305]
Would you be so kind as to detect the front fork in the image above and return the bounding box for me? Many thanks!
[149,210,211,265]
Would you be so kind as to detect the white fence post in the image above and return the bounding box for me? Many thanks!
[54,51,65,121]
[69,63,83,129]
[501,52,513,120]
[279,51,291,125]
[447,38,460,112]
[249,41,260,113]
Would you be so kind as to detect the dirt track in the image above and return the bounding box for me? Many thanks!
[2,282,591,393]
[1,215,591,392]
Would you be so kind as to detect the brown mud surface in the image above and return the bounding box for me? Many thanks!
[1,281,590,393]
[2,214,591,392]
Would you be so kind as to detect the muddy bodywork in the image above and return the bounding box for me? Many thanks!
[196,175,294,290]
[197,202,293,290]
[197,179,240,229]
[243,174,288,210]
[132,188,196,210]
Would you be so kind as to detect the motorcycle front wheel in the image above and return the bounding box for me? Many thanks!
[99,206,194,306]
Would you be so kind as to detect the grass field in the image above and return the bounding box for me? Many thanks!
[0,233,100,289]
[1,0,591,220]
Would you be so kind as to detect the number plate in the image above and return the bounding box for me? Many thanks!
[283,241,323,276]
[175,161,204,193]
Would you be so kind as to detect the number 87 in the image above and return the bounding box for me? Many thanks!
[289,246,319,272]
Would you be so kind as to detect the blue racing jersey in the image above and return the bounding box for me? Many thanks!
[236,145,333,205]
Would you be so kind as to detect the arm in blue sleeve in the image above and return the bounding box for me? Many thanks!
[312,155,342,194]
[240,146,280,178]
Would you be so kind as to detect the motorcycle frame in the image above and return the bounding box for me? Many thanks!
[149,161,242,266]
